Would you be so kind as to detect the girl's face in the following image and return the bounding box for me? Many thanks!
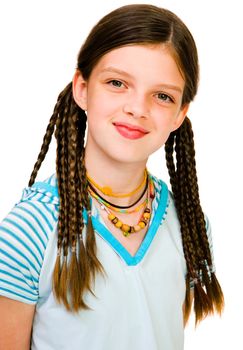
[73,44,189,166]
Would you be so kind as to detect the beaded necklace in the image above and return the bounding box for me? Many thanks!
[88,176,155,237]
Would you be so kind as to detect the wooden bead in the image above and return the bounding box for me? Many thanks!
[138,221,146,229]
[106,202,151,237]
[112,217,119,224]
[108,213,116,221]
[121,224,130,232]
[115,220,123,228]
[143,212,151,219]
[123,231,130,237]
[134,225,142,232]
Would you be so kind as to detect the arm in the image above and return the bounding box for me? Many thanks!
[0,296,35,350]
[0,180,58,349]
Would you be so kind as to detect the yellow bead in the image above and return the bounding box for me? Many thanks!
[115,220,123,228]
[108,213,115,221]
[143,212,151,219]
[121,224,130,232]
[138,221,146,229]
[134,225,142,232]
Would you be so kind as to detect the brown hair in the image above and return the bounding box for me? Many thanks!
[29,4,224,323]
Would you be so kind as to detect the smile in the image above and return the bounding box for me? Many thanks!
[113,122,149,140]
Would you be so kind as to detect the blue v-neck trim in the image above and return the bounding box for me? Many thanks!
[31,177,169,265]
[91,181,169,266]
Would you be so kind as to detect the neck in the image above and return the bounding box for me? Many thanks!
[84,146,147,207]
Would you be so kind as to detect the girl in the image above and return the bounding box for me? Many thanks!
[0,4,224,350]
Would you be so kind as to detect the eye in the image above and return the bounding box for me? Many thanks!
[156,93,174,103]
[108,79,124,88]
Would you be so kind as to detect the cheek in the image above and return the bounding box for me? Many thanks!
[153,117,176,145]
[87,91,120,119]
[154,113,176,132]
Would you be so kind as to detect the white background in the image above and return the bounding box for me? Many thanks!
[0,0,242,348]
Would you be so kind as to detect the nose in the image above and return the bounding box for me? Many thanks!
[122,92,149,119]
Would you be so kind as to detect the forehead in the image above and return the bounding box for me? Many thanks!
[90,44,185,88]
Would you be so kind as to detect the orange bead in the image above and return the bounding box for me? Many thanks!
[143,212,151,219]
[134,225,141,232]
[121,224,130,232]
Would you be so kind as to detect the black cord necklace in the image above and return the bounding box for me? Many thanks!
[87,176,148,209]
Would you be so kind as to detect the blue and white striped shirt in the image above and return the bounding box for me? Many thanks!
[0,174,59,303]
[0,173,164,304]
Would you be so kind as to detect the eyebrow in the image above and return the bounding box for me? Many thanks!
[99,66,183,93]
[100,67,132,78]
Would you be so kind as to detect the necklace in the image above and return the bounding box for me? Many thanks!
[89,187,148,214]
[86,169,147,198]
[87,175,148,210]
[106,206,151,237]
[98,179,154,237]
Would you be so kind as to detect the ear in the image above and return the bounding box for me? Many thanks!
[72,70,88,110]
[171,103,190,131]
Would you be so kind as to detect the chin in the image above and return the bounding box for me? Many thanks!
[107,147,149,165]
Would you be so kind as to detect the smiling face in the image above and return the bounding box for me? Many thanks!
[73,44,189,166]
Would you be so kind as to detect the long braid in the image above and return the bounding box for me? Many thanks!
[66,107,80,309]
[76,118,104,295]
[76,152,93,300]
[28,85,69,187]
[165,117,224,323]
[77,152,104,281]
[55,87,72,309]
[176,120,213,321]
[175,128,207,320]
[29,82,103,311]
[53,99,69,306]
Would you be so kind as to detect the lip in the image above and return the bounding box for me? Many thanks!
[113,122,149,140]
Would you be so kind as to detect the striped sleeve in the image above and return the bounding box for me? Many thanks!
[0,180,58,304]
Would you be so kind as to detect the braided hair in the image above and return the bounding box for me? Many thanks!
[29,83,103,310]
[165,117,223,323]
[28,4,224,322]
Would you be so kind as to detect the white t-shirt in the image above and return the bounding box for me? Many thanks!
[0,174,213,350]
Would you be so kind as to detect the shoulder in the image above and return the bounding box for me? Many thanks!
[0,174,59,304]
[23,173,59,205]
